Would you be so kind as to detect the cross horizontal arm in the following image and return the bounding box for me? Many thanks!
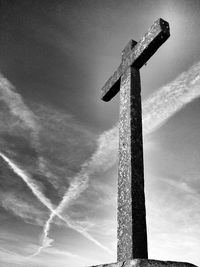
[101,18,170,102]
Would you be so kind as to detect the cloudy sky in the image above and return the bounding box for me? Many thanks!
[0,0,200,266]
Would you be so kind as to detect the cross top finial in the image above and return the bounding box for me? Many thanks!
[101,18,170,102]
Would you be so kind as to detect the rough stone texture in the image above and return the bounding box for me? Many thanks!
[118,66,147,261]
[101,18,170,102]
[89,259,198,267]
[122,40,137,63]
[99,18,172,264]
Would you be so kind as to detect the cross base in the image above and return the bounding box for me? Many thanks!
[89,259,198,267]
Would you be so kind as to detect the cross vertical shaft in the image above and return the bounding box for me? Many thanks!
[118,66,147,261]
[100,18,170,263]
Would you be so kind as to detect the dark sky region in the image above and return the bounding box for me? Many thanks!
[0,0,200,266]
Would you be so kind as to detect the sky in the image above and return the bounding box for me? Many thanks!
[0,0,200,266]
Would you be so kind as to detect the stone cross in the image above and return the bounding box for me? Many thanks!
[101,18,170,262]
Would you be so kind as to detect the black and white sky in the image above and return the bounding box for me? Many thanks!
[0,0,200,266]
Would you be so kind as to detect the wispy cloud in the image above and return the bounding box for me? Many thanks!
[0,192,45,226]
[32,102,96,190]
[0,73,40,150]
[146,173,200,264]
[0,244,96,267]
[42,247,95,264]
[0,246,26,266]
[161,178,196,195]
[0,73,60,199]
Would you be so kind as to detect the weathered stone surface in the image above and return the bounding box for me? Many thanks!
[99,18,171,263]
[118,66,147,261]
[90,259,198,267]
[122,40,137,63]
[101,18,170,102]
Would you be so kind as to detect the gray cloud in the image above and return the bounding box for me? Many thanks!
[0,192,45,226]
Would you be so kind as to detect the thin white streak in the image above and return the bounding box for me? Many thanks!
[32,206,114,257]
[34,129,118,256]
[0,152,112,256]
[142,61,200,134]
[0,74,113,255]
[0,152,55,213]
[0,72,57,195]
[0,73,113,255]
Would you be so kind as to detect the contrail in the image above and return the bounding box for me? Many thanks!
[0,73,55,184]
[34,127,118,256]
[0,73,54,183]
[0,153,56,213]
[0,74,113,254]
[0,152,113,256]
[0,73,115,255]
[38,61,200,256]
[0,153,68,227]
[30,205,113,258]
[28,212,55,258]
[142,61,200,134]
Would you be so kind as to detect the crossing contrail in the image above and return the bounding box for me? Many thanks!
[0,153,56,213]
[0,152,113,256]
[38,61,200,256]
[33,126,118,256]
[0,73,113,254]
[30,206,113,258]
[2,60,200,257]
